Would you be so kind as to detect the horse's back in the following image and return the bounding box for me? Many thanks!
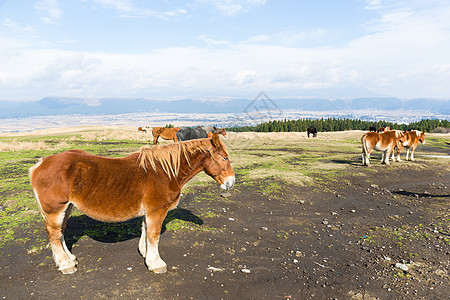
[31,150,146,222]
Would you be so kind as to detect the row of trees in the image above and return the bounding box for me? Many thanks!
[227,118,449,133]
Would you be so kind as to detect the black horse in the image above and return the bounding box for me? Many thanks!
[177,126,216,141]
[369,126,377,132]
[307,127,318,137]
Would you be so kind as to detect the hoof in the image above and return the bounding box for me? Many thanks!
[152,266,167,274]
[60,265,77,274]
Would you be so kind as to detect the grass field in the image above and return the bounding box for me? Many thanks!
[0,127,448,251]
[1,127,449,299]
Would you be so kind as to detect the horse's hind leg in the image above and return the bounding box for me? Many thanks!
[61,203,77,263]
[45,203,78,274]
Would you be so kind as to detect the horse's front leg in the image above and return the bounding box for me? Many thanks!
[406,148,411,160]
[143,210,168,273]
[410,146,416,161]
[138,217,147,257]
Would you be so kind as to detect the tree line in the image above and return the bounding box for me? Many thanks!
[227,118,449,133]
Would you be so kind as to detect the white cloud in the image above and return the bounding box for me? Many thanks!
[198,35,229,46]
[200,0,266,15]
[90,0,187,19]
[34,0,62,24]
[1,1,450,100]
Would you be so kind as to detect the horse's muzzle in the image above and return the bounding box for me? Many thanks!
[220,176,235,191]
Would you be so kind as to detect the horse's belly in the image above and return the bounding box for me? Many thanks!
[70,196,144,223]
[373,143,386,151]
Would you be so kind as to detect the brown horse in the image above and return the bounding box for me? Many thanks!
[152,127,181,144]
[29,133,235,275]
[361,130,406,166]
[208,128,227,138]
[391,130,426,162]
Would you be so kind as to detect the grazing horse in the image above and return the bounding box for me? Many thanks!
[29,133,235,275]
[177,126,225,142]
[307,127,318,137]
[361,130,406,166]
[152,127,181,145]
[391,130,426,162]
[138,127,147,133]
[369,126,377,132]
[377,126,390,133]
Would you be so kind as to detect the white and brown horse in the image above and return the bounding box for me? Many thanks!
[391,130,426,162]
[138,126,147,133]
[361,130,406,166]
[29,133,235,274]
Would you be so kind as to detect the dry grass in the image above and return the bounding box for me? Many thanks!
[0,140,70,152]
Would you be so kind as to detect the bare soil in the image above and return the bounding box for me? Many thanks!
[1,134,449,300]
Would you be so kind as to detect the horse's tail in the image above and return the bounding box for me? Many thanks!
[29,158,47,221]
[361,134,369,165]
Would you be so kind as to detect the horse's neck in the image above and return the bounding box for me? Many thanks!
[176,148,209,187]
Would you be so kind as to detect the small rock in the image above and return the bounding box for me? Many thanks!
[261,227,268,231]
[241,268,251,274]
[322,220,329,225]
[298,200,305,204]
[207,267,224,272]
[221,192,232,198]
[395,263,409,271]
[350,209,356,213]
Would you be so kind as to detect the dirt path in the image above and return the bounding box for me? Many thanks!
[1,133,449,300]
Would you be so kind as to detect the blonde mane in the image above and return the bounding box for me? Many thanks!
[138,139,218,179]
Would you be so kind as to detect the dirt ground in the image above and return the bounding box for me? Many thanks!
[1,132,449,300]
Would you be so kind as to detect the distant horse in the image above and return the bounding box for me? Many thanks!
[177,126,226,142]
[361,130,406,166]
[138,127,147,133]
[377,126,390,133]
[307,127,318,137]
[152,127,181,145]
[369,126,377,132]
[391,130,426,162]
[29,133,235,274]
[208,128,227,138]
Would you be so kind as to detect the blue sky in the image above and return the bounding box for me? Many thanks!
[1,0,449,101]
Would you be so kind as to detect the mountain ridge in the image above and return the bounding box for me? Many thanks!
[1,97,449,119]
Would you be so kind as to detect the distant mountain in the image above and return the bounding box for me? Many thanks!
[1,97,449,118]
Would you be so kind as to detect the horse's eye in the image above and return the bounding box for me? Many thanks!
[223,157,228,161]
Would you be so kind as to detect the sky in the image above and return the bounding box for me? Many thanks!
[0,0,450,102]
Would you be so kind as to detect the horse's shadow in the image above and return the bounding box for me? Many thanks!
[330,158,361,166]
[392,190,449,199]
[64,208,203,250]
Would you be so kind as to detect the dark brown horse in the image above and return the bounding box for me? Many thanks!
[138,126,147,133]
[29,133,235,274]
[152,127,181,144]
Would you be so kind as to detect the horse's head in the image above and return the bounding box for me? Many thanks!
[203,133,235,191]
[218,128,227,136]
[418,131,426,144]
[399,131,408,145]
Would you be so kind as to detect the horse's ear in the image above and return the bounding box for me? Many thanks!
[213,126,217,131]
[211,132,221,148]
